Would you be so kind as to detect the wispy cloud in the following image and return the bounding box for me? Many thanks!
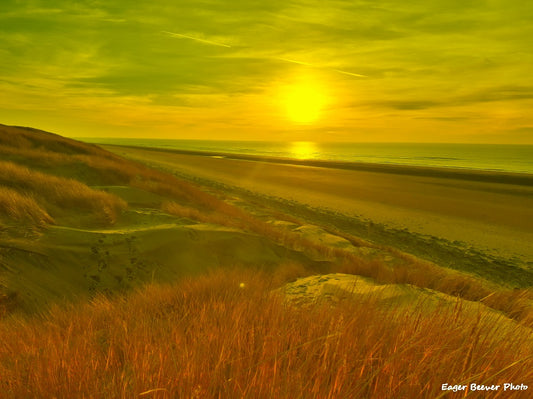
[333,69,367,78]
[161,29,368,79]
[0,0,532,142]
[274,57,313,67]
[273,57,367,78]
[162,31,231,48]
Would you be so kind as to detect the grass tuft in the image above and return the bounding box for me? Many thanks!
[0,161,127,224]
[0,186,54,226]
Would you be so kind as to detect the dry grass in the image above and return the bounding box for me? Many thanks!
[0,161,127,224]
[161,200,533,328]
[0,124,107,157]
[1,124,237,205]
[0,124,288,230]
[1,124,253,220]
[0,267,531,398]
[1,124,152,185]
[0,186,54,226]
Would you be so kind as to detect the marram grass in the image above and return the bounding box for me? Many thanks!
[0,267,531,398]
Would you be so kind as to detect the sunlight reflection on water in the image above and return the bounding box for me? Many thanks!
[290,141,318,160]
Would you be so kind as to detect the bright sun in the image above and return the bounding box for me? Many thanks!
[284,81,326,124]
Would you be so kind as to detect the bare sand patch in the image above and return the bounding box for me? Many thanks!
[277,273,525,324]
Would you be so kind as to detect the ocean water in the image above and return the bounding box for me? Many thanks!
[80,138,533,174]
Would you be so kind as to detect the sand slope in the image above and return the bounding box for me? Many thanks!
[278,273,528,331]
[2,214,329,312]
[105,146,533,264]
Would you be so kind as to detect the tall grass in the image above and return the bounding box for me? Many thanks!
[2,124,251,216]
[0,124,107,156]
[0,186,54,226]
[0,161,127,224]
[0,267,531,398]
[1,124,151,185]
[0,124,276,228]
[161,200,533,328]
[1,125,237,206]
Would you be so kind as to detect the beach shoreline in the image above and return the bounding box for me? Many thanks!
[102,143,533,186]
[103,144,533,270]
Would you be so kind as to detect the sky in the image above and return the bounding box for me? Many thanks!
[1,0,532,143]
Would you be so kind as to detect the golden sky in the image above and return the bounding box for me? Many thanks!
[1,0,532,143]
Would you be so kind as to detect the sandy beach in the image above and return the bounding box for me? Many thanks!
[103,145,533,265]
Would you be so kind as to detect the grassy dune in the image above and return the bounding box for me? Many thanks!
[1,268,531,398]
[162,200,533,328]
[0,186,54,227]
[0,161,127,225]
[0,124,532,397]
[0,124,247,229]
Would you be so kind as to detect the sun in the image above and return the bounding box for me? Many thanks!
[284,81,326,124]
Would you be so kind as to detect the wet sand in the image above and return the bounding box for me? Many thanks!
[103,145,533,263]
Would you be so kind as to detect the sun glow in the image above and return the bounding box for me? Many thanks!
[290,141,318,159]
[284,80,327,124]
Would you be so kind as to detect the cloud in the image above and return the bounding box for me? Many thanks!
[457,86,533,104]
[0,0,532,141]
[371,100,442,110]
[369,85,533,111]
[413,116,475,122]
[162,31,232,48]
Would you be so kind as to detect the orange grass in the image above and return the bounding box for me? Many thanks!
[0,186,54,226]
[161,201,533,327]
[0,161,127,224]
[0,267,531,398]
[1,125,241,209]
[1,124,258,217]
[0,124,106,157]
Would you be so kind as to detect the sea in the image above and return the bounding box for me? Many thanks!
[79,138,533,175]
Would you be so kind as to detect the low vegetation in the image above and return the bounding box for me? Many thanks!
[0,161,127,224]
[162,201,533,328]
[0,123,249,227]
[0,186,54,227]
[1,124,531,397]
[0,267,531,398]
[1,124,531,326]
